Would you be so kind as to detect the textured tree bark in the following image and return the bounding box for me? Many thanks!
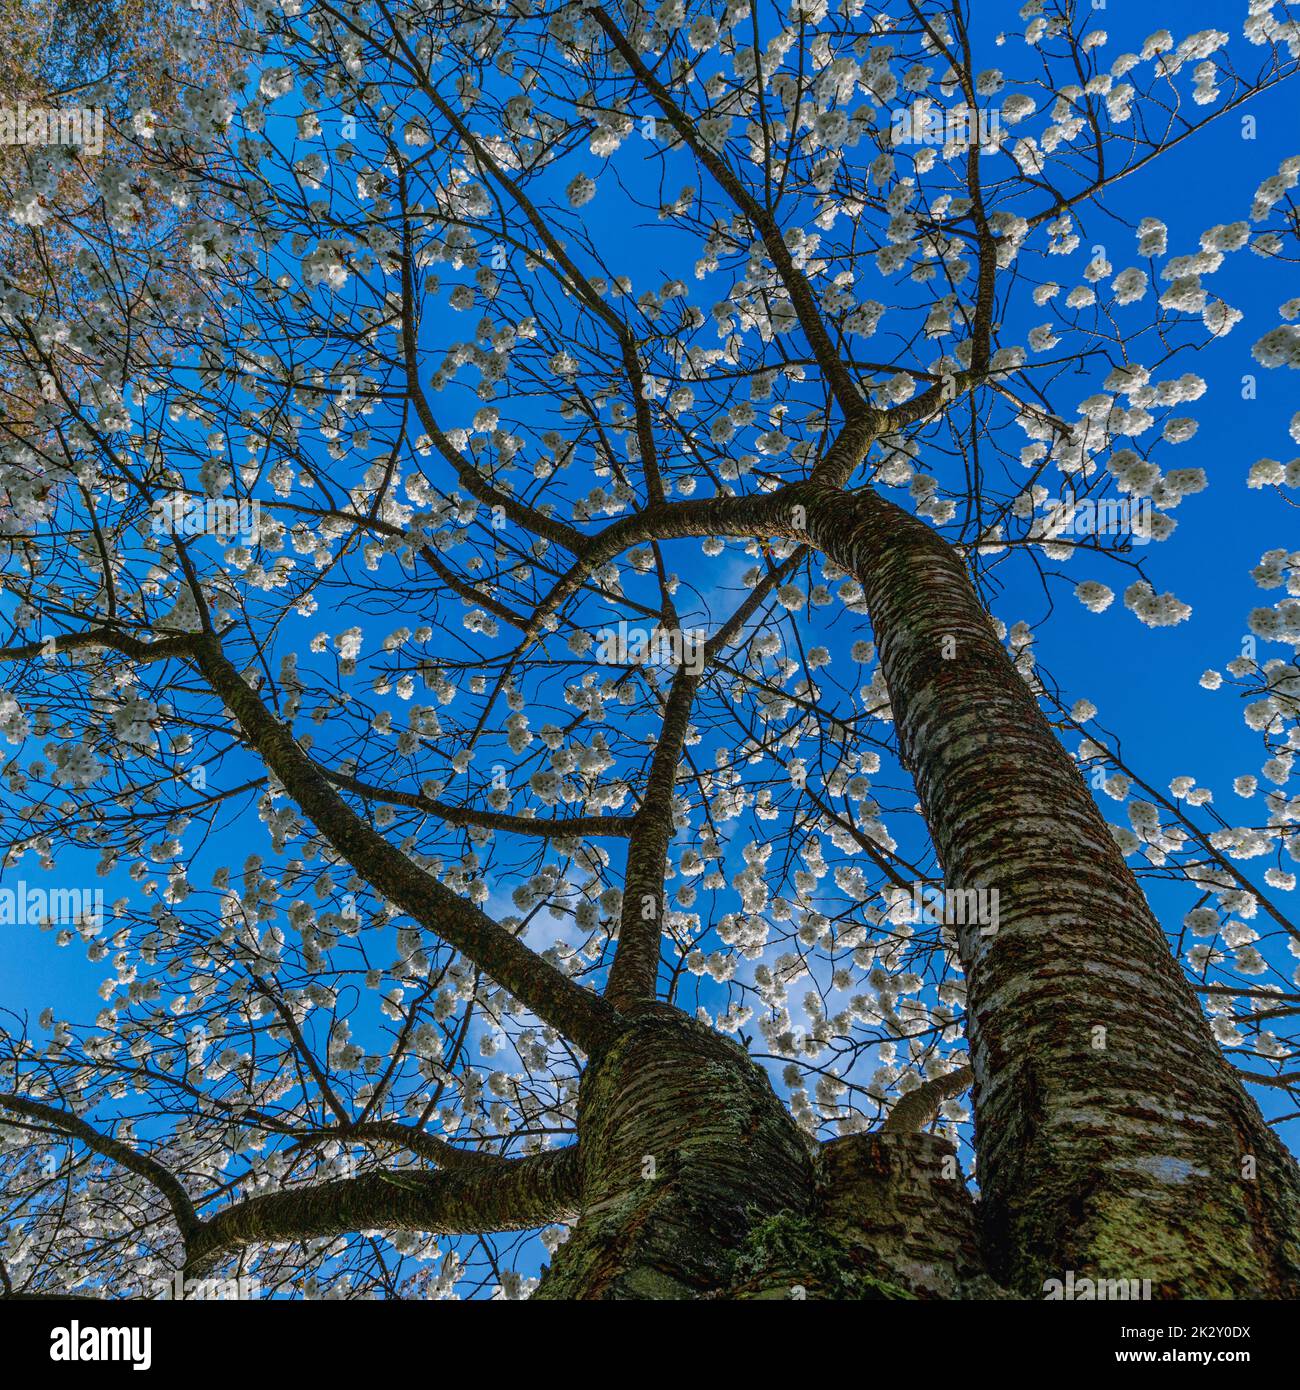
[534,1007,995,1300]
[793,485,1300,1298]
[183,1147,583,1282]
[535,1007,817,1298]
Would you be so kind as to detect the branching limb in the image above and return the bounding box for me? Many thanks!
[191,630,627,1055]
[320,765,636,839]
[879,1067,974,1134]
[184,1144,581,1279]
[606,553,805,1007]
[0,1092,201,1243]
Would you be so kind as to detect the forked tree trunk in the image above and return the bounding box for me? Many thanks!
[536,1006,993,1299]
[544,482,1300,1299]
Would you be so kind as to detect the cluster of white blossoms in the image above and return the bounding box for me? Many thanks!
[565,171,596,208]
[47,742,105,789]
[1123,581,1192,628]
[0,690,30,745]
[302,239,353,291]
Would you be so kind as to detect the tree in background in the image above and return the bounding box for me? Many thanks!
[0,0,240,425]
[1,0,1300,1300]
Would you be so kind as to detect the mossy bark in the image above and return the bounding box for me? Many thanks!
[728,1132,1003,1300]
[535,1008,1005,1300]
[796,487,1300,1298]
[534,1008,818,1299]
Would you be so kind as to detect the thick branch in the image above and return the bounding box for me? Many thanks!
[191,632,626,1056]
[606,554,804,1007]
[0,1093,200,1243]
[185,1145,581,1279]
[321,766,635,839]
[591,7,867,421]
[880,1067,973,1134]
[0,629,197,665]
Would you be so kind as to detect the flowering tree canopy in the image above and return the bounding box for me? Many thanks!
[2,0,1300,1301]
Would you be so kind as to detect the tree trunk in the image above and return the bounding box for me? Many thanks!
[793,484,1300,1298]
[534,1007,816,1298]
[535,1006,996,1299]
